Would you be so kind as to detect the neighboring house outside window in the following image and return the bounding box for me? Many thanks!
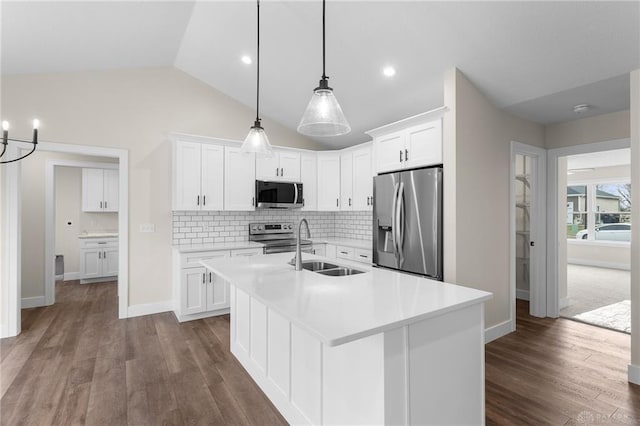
[567,183,631,241]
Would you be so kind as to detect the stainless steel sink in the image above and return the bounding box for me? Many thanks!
[301,260,339,271]
[316,267,365,276]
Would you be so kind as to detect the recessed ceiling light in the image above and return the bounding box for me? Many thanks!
[241,55,252,65]
[572,104,590,113]
[382,66,396,77]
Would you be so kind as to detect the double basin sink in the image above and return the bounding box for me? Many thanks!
[301,260,365,277]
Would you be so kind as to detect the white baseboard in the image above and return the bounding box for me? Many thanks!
[63,272,80,281]
[1,323,10,338]
[127,301,173,318]
[568,259,630,271]
[559,297,570,309]
[80,276,117,284]
[628,364,640,385]
[516,289,530,301]
[22,296,47,309]
[175,308,230,323]
[484,319,514,344]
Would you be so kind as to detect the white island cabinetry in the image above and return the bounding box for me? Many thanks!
[202,253,491,425]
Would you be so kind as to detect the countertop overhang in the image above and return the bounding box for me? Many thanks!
[201,253,492,347]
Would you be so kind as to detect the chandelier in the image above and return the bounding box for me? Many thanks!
[1,119,40,164]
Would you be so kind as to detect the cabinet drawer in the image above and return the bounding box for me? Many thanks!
[80,238,118,249]
[182,250,231,268]
[336,246,355,260]
[231,248,264,257]
[354,248,372,264]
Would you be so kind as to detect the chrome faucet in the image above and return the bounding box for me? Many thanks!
[292,218,311,271]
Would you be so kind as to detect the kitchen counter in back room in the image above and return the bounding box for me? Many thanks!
[202,252,492,425]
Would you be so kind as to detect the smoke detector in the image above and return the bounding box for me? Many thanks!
[572,104,590,114]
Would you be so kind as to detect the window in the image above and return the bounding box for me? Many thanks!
[568,182,631,242]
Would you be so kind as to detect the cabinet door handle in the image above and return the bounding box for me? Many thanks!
[203,273,206,284]
[367,196,370,206]
[98,251,101,259]
[400,150,403,163]
[340,251,348,255]
[252,196,255,207]
[281,167,283,176]
[276,167,279,176]
[103,251,106,258]
[104,201,107,209]
[203,195,206,206]
[349,198,351,207]
[209,272,212,283]
[405,149,409,162]
[197,195,200,206]
[100,201,103,209]
[336,198,339,207]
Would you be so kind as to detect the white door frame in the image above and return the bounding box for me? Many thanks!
[546,138,630,318]
[2,141,128,337]
[510,141,547,321]
[44,159,119,306]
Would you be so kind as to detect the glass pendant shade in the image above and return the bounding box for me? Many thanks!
[242,121,273,157]
[298,86,351,137]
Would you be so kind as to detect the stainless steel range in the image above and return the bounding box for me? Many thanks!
[249,222,313,254]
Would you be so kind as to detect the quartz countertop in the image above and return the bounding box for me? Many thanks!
[201,253,492,347]
[174,241,265,253]
[311,238,371,250]
[78,232,119,239]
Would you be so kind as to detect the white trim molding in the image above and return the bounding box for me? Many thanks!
[484,320,514,344]
[127,301,173,318]
[516,289,530,301]
[547,138,631,319]
[568,259,631,271]
[21,296,46,309]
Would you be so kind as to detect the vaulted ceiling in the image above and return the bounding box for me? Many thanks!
[3,1,639,148]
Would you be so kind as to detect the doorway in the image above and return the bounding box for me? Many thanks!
[1,141,128,338]
[511,141,547,324]
[558,149,631,333]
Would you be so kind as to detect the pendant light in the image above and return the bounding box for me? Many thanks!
[241,0,273,157]
[297,0,350,137]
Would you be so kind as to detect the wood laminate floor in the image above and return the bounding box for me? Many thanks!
[2,283,640,425]
[0,281,286,425]
[486,299,640,425]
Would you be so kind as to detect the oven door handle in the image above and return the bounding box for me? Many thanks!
[293,183,299,205]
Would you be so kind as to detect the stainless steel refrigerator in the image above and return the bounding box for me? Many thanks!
[373,166,443,280]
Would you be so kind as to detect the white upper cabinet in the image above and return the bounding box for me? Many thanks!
[317,154,340,211]
[340,152,354,210]
[82,168,119,212]
[352,147,373,211]
[301,154,317,211]
[173,140,224,211]
[367,108,445,174]
[339,145,373,212]
[256,150,301,181]
[225,146,256,211]
[405,121,442,170]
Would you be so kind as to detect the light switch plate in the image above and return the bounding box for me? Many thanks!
[139,223,156,233]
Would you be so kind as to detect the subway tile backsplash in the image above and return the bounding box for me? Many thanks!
[172,210,373,245]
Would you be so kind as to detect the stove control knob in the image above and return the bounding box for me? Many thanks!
[258,225,264,231]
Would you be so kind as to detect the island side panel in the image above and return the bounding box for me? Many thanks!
[322,333,385,425]
[407,303,485,425]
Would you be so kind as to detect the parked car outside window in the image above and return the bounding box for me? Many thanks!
[575,223,631,241]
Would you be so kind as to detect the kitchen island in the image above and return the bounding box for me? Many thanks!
[201,253,492,425]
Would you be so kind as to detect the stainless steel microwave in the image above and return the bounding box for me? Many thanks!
[255,180,303,209]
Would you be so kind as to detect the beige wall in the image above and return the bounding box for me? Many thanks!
[4,67,319,306]
[567,241,630,270]
[20,151,118,298]
[444,68,545,328]
[55,166,119,275]
[545,110,630,149]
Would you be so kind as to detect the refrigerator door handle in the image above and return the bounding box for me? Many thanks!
[396,181,405,266]
[391,182,400,265]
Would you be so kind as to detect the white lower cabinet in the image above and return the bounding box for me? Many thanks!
[79,238,118,283]
[174,248,263,322]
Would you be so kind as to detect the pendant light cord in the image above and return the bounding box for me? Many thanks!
[322,0,326,80]
[256,0,261,124]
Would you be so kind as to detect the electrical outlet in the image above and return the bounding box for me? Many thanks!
[139,223,156,233]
